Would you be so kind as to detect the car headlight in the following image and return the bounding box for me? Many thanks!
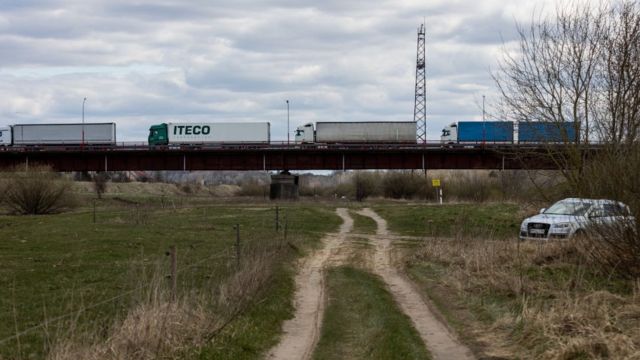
[520,222,528,230]
[552,223,571,229]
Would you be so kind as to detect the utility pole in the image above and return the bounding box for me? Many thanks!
[82,97,87,147]
[413,24,427,144]
[286,100,290,146]
[482,94,486,145]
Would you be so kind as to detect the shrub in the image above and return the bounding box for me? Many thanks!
[237,179,268,197]
[382,172,426,199]
[0,165,77,215]
[92,172,108,199]
[352,172,378,201]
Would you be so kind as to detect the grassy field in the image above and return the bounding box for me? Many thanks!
[0,198,340,359]
[313,266,430,360]
[373,203,523,239]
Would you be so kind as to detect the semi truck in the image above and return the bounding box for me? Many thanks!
[440,121,579,144]
[440,121,514,143]
[148,122,270,146]
[295,121,417,144]
[0,123,116,146]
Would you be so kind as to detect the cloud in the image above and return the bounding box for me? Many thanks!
[0,0,541,141]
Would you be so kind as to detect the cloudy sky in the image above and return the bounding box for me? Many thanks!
[0,0,559,142]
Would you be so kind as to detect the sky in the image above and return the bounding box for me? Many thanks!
[0,0,560,142]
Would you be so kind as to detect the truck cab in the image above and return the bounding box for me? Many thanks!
[294,123,315,143]
[148,124,168,146]
[0,126,12,146]
[440,123,457,144]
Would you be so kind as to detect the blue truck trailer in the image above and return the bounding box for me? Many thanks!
[517,122,579,143]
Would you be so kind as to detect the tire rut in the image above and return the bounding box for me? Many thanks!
[356,208,475,360]
[266,208,353,360]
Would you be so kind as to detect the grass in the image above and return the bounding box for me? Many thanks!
[313,266,431,360]
[349,209,377,234]
[403,236,640,359]
[373,203,522,239]
[0,199,340,359]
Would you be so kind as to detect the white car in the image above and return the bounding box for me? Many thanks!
[519,198,634,241]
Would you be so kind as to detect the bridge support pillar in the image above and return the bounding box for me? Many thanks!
[270,172,299,200]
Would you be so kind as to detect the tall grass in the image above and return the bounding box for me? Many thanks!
[48,242,288,359]
[411,236,640,359]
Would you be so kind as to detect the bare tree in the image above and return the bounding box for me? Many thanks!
[495,1,640,277]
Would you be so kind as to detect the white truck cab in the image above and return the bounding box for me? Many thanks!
[294,123,315,143]
[440,123,457,143]
[0,126,12,146]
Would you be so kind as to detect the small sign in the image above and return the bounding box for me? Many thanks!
[432,179,441,187]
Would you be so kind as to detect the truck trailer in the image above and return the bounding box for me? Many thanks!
[441,121,579,144]
[295,121,417,143]
[0,123,116,146]
[148,122,271,146]
[517,122,578,143]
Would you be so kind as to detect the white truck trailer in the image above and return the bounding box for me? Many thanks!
[1,123,116,146]
[295,121,417,143]
[148,122,270,145]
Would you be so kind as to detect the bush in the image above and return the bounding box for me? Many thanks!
[237,179,268,197]
[445,172,500,202]
[352,172,378,201]
[92,172,108,199]
[0,165,77,215]
[382,172,427,199]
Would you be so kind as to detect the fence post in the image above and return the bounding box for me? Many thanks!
[234,224,241,269]
[169,245,177,301]
[284,215,288,243]
[275,206,280,231]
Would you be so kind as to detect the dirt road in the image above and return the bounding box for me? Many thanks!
[267,207,473,360]
[266,208,353,360]
[357,208,475,360]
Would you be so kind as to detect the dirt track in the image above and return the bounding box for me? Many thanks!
[357,208,475,360]
[266,208,353,360]
[267,207,473,360]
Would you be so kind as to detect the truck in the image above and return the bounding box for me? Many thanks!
[0,123,116,146]
[295,121,417,143]
[517,121,578,143]
[441,121,514,143]
[148,122,270,146]
[440,121,579,144]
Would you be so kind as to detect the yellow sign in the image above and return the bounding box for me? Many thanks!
[432,179,441,187]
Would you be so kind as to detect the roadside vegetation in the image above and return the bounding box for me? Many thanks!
[313,266,430,360]
[404,237,640,359]
[0,197,339,359]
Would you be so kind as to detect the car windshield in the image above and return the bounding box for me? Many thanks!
[544,201,592,216]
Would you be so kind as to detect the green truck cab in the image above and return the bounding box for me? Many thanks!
[148,124,168,146]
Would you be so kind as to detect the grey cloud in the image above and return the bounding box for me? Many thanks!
[0,0,528,140]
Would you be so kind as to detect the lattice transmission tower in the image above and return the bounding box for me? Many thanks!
[413,24,427,143]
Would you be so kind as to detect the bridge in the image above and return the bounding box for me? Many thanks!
[0,143,583,172]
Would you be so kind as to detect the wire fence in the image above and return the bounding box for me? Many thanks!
[0,203,313,355]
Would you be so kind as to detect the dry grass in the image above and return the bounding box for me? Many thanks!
[412,237,640,359]
[48,245,284,360]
